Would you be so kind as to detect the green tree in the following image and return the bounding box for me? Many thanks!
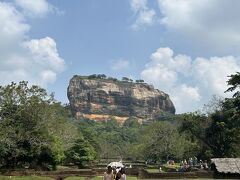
[0,81,78,169]
[142,121,188,162]
[122,77,129,82]
[180,72,240,158]
[65,139,97,168]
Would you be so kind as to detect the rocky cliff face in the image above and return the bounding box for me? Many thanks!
[67,75,175,123]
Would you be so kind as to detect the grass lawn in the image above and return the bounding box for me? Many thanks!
[65,177,85,180]
[146,169,162,173]
[0,176,54,180]
[65,177,232,180]
[65,176,138,180]
[1,176,233,180]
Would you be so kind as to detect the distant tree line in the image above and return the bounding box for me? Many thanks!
[0,72,239,170]
[88,74,107,79]
[86,74,145,83]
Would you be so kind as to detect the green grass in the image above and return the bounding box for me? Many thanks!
[65,177,230,180]
[0,176,54,180]
[164,163,180,169]
[65,177,85,180]
[1,175,229,180]
[65,177,102,180]
[65,176,138,180]
[146,169,162,173]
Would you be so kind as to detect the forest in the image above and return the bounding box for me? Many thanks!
[0,73,239,170]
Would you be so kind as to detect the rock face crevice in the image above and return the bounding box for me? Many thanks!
[67,75,175,123]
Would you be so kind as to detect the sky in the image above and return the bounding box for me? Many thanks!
[1,0,240,113]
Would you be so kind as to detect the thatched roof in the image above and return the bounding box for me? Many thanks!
[211,158,240,174]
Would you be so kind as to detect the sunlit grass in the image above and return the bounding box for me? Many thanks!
[65,177,85,180]
[0,176,54,180]
[146,168,162,173]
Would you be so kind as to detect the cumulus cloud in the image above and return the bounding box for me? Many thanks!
[0,1,65,87]
[141,47,240,113]
[0,2,29,55]
[15,0,52,17]
[141,64,177,90]
[23,37,65,73]
[130,0,148,13]
[129,1,240,51]
[130,0,157,30]
[193,56,240,96]
[110,59,130,71]
[157,0,240,51]
[171,85,201,113]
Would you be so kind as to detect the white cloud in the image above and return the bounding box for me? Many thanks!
[130,1,240,51]
[15,0,51,17]
[171,84,201,113]
[23,37,65,73]
[110,59,130,71]
[40,70,57,85]
[157,0,240,51]
[193,56,240,96]
[0,2,65,87]
[130,0,157,30]
[141,64,177,90]
[141,47,240,113]
[130,0,148,13]
[0,2,29,55]
[147,47,192,77]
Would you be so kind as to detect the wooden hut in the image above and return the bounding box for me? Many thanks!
[211,158,240,178]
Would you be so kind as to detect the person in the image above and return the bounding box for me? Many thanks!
[103,166,114,180]
[203,160,208,169]
[115,169,122,180]
[115,167,126,180]
[193,156,198,166]
[183,159,189,171]
[189,158,193,167]
[180,160,183,166]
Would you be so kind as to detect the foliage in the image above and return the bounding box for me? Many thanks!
[135,79,144,83]
[179,72,240,158]
[142,121,189,162]
[0,176,54,180]
[121,77,133,82]
[88,74,106,79]
[0,81,78,169]
[65,139,97,168]
[0,72,239,169]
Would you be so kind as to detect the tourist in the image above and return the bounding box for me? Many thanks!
[103,166,114,180]
[189,157,193,167]
[115,168,122,180]
[112,168,117,179]
[183,159,189,171]
[180,160,184,167]
[193,156,198,166]
[119,168,126,180]
[203,160,208,170]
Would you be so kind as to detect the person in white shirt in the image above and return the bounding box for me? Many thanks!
[103,166,114,180]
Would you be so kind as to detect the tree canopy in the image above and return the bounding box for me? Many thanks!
[0,72,239,169]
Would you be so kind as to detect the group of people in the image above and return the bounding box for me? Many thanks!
[179,157,209,172]
[103,166,126,180]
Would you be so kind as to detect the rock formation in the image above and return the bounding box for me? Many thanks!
[67,75,175,123]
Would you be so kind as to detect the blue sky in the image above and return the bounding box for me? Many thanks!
[1,0,240,113]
